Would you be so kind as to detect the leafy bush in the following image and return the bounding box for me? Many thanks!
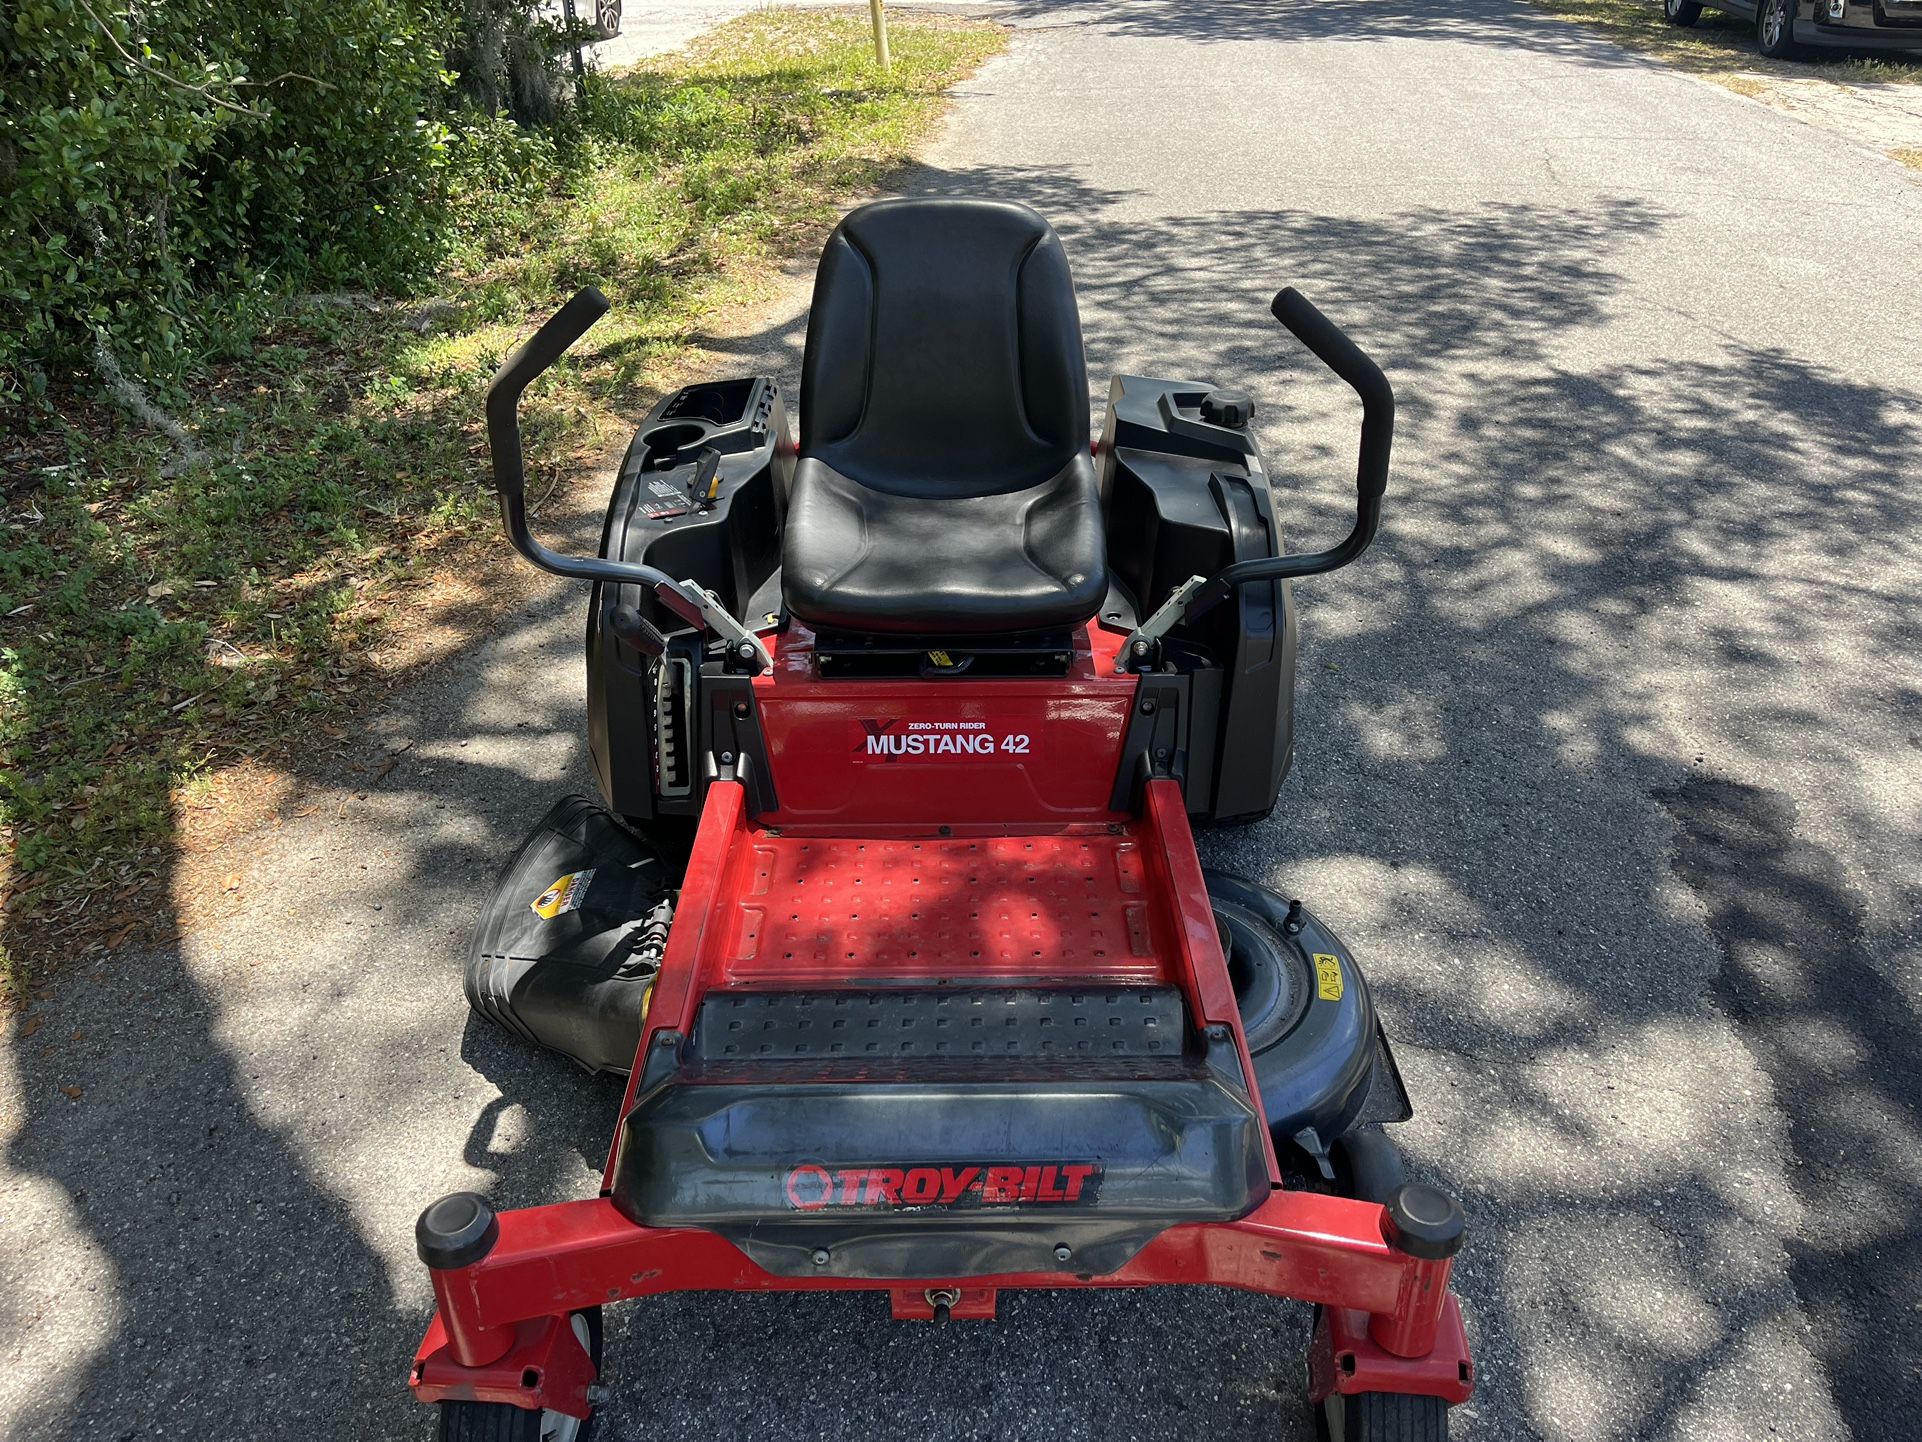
[0,10,1008,989]
[0,0,579,389]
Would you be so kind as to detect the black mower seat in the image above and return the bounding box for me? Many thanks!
[783,198,1108,636]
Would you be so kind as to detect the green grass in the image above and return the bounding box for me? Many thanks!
[0,10,1007,990]
[1526,0,1922,85]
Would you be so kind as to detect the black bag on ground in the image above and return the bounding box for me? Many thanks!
[465,795,673,1075]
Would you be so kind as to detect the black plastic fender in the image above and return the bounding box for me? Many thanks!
[1203,871,1390,1156]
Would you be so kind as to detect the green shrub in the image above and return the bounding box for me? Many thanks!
[447,0,577,124]
[0,0,580,389]
[0,10,1010,984]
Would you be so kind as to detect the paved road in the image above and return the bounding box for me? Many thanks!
[6,2,1921,1440]
[585,0,1006,68]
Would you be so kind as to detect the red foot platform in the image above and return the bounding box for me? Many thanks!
[724,831,1162,987]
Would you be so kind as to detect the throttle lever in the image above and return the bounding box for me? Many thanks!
[690,447,723,507]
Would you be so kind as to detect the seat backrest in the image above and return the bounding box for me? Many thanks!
[799,198,1090,500]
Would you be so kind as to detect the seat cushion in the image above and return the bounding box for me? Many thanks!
[783,197,1108,636]
[782,453,1107,635]
[798,198,1089,499]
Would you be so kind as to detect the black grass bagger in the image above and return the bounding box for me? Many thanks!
[413,198,1474,1442]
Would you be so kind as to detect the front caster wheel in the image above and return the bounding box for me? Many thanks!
[1316,1391,1450,1442]
[436,1310,602,1442]
[437,1402,540,1442]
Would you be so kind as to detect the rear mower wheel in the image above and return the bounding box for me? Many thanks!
[1316,1391,1449,1442]
[435,1310,602,1442]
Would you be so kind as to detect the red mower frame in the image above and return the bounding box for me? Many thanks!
[410,620,1474,1423]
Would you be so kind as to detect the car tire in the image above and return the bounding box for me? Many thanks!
[1757,0,1804,57]
[593,0,622,40]
[1664,0,1703,25]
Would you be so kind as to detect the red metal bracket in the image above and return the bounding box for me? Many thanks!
[888,1286,999,1321]
[1142,778,1283,1184]
[1307,1297,1474,1406]
[411,1310,596,1418]
[421,1190,1458,1335]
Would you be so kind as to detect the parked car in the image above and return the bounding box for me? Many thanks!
[1666,0,1922,59]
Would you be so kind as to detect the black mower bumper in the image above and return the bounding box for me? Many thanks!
[608,987,1272,1278]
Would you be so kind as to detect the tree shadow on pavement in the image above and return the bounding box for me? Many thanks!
[583,159,1922,1442]
[1658,776,1922,1442]
[0,508,628,1437]
[1005,187,1922,1440]
[2,942,412,1438]
[1003,0,1651,63]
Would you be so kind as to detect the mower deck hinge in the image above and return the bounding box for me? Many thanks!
[1117,574,1208,672]
[657,579,774,671]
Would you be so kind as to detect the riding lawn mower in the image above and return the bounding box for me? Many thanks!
[407,197,1475,1441]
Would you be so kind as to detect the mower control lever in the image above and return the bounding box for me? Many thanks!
[1119,289,1394,669]
[483,287,773,671]
[1120,573,1210,661]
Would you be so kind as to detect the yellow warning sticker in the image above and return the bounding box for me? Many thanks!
[531,869,595,920]
[1313,953,1345,1002]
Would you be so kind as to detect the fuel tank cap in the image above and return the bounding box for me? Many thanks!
[1200,389,1255,428]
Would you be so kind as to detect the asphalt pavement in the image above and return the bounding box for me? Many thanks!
[583,0,1007,69]
[5,2,1921,1439]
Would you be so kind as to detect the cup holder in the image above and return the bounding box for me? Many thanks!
[642,422,708,470]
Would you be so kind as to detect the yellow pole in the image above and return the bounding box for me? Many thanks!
[869,0,891,72]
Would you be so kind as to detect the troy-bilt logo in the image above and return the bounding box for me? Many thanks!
[853,719,1034,761]
[784,1163,1100,1211]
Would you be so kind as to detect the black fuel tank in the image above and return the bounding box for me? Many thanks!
[586,377,793,824]
[1099,376,1298,825]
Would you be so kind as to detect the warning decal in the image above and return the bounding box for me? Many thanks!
[1313,953,1345,1002]
[531,869,595,920]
